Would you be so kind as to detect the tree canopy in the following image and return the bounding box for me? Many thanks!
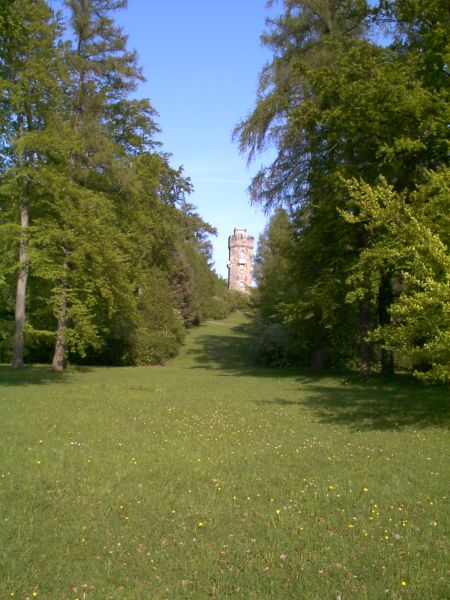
[236,0,449,382]
[0,0,237,369]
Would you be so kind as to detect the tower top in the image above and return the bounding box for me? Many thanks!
[230,227,254,242]
[234,227,247,236]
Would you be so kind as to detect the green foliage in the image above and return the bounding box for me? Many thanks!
[251,209,307,367]
[0,0,234,368]
[237,0,449,379]
[343,173,450,382]
[122,269,185,366]
[251,316,296,367]
[225,287,252,313]
[253,208,295,321]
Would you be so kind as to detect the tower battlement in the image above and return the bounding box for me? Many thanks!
[227,228,254,293]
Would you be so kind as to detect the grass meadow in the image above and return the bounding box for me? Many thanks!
[0,313,448,599]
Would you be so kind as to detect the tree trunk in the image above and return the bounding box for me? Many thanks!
[12,113,30,370]
[52,260,68,372]
[310,346,327,371]
[378,272,394,376]
[380,347,394,376]
[12,195,29,369]
[51,57,84,371]
[359,300,371,377]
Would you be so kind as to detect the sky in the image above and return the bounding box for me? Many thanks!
[114,0,281,279]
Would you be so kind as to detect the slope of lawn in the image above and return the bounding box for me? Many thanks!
[0,312,448,599]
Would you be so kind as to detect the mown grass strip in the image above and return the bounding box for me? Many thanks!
[0,313,448,599]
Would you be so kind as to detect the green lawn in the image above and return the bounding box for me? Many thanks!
[0,313,448,599]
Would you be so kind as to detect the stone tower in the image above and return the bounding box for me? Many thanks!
[227,228,254,293]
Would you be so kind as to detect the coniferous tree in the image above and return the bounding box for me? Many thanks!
[0,0,65,368]
[0,0,245,369]
[48,0,145,370]
[235,0,372,372]
[239,0,449,379]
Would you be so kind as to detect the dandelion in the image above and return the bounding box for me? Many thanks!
[401,581,407,587]
[362,487,369,493]
[275,509,281,514]
[198,521,205,527]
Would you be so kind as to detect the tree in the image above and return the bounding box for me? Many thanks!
[235,0,370,210]
[235,0,374,372]
[47,0,147,370]
[342,171,450,383]
[253,208,295,321]
[0,0,65,368]
[0,0,243,370]
[237,0,449,377]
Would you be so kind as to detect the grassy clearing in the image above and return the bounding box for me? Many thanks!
[0,313,448,599]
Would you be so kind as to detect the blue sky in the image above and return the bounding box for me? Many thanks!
[114,0,281,279]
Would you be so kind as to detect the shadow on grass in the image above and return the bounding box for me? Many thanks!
[257,377,449,431]
[0,364,92,386]
[186,321,449,431]
[186,321,257,371]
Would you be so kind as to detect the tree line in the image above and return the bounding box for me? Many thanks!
[0,0,242,371]
[236,0,449,383]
